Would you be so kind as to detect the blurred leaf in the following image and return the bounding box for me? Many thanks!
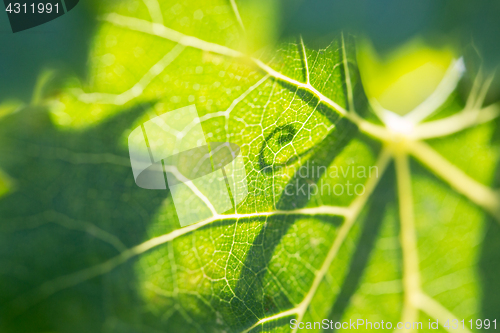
[0,100,23,119]
[278,0,500,72]
[0,169,12,198]
[0,1,95,102]
[357,38,456,115]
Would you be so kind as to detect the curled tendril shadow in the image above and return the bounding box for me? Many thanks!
[234,37,372,329]
[258,123,328,175]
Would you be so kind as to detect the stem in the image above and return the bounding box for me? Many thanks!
[395,152,421,332]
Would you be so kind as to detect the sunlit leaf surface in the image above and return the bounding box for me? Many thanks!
[1,0,499,332]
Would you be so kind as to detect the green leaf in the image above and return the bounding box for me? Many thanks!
[1,0,499,332]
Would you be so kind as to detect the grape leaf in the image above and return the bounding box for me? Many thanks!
[1,0,499,332]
